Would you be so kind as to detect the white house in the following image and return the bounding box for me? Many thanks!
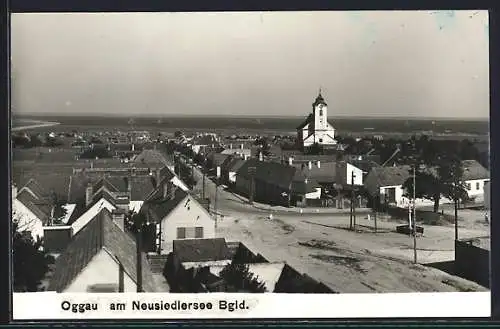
[335,161,364,186]
[461,160,490,201]
[142,183,216,254]
[48,209,160,293]
[296,90,337,149]
[12,182,52,242]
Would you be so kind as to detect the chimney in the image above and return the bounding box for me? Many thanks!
[85,183,93,207]
[111,209,126,231]
[11,183,17,199]
[131,143,135,152]
[288,157,293,166]
[127,177,132,198]
[259,152,263,161]
[308,161,312,170]
[230,144,233,149]
[317,160,321,169]
[240,144,244,150]
[244,154,249,161]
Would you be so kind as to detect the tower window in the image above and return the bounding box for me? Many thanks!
[319,109,323,116]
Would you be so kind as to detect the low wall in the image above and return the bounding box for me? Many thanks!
[455,239,490,288]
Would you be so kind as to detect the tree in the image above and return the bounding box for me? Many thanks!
[219,263,267,293]
[402,157,468,213]
[12,219,50,292]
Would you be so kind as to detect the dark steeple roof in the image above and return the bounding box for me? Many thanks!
[312,88,327,107]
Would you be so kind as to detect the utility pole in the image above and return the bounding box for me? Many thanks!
[413,165,417,264]
[248,166,256,205]
[202,158,206,199]
[214,176,219,229]
[136,225,143,292]
[453,171,459,241]
[350,171,356,231]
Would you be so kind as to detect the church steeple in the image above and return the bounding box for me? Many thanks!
[312,88,327,107]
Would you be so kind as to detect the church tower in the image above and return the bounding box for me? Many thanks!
[313,88,328,131]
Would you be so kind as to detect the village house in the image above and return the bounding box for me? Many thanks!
[461,160,490,202]
[140,180,216,254]
[296,90,338,150]
[222,156,247,185]
[235,158,321,207]
[164,238,335,293]
[47,208,162,293]
[12,180,53,241]
[364,165,412,208]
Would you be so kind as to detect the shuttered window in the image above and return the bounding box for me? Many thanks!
[195,227,204,238]
[177,227,186,239]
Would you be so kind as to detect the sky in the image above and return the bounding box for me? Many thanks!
[10,11,489,119]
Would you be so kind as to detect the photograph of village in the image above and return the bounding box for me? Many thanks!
[10,11,490,295]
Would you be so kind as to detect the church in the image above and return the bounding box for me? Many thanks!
[296,90,337,150]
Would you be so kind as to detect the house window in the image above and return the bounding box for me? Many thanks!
[195,227,204,238]
[177,227,186,239]
[466,183,471,191]
[476,182,480,190]
[87,283,118,293]
[385,188,397,204]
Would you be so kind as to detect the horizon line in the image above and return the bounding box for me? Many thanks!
[12,112,490,121]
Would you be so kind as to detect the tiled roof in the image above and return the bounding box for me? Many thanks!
[226,157,246,173]
[20,178,48,199]
[461,160,489,181]
[364,165,411,195]
[210,153,231,166]
[173,238,231,263]
[141,187,188,223]
[70,197,117,234]
[293,161,337,183]
[237,159,301,190]
[133,150,169,166]
[48,209,157,292]
[15,189,51,223]
[130,176,157,201]
[15,173,71,201]
[93,178,120,194]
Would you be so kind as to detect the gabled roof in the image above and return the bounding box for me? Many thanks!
[70,196,117,233]
[129,176,157,201]
[15,189,52,223]
[20,178,48,199]
[293,161,337,183]
[237,159,300,190]
[210,153,231,166]
[227,157,247,173]
[141,187,189,222]
[14,173,71,201]
[93,178,120,194]
[365,165,411,194]
[461,160,489,181]
[133,150,169,166]
[296,113,313,130]
[173,238,231,263]
[48,209,157,292]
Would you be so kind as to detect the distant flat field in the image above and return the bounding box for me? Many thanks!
[12,115,489,141]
